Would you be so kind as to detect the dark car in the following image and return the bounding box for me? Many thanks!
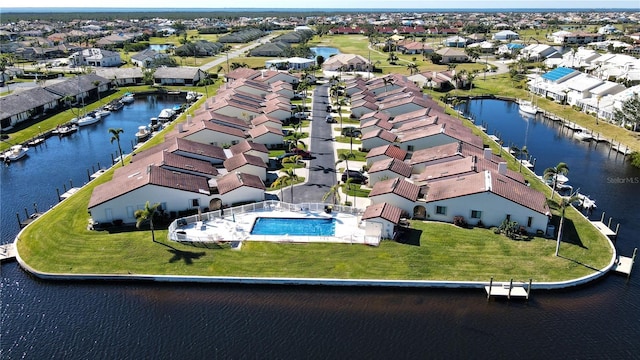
[341,170,367,184]
[290,147,312,159]
[326,115,336,123]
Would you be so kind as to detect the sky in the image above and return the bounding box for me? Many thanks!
[4,0,639,9]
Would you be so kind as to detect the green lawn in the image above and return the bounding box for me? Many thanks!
[337,149,367,162]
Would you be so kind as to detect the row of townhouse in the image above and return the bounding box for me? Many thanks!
[528,66,640,123]
[87,68,305,226]
[339,75,550,239]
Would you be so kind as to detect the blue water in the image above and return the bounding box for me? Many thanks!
[0,94,183,244]
[1,97,640,360]
[251,217,336,236]
[149,44,171,51]
[310,47,340,59]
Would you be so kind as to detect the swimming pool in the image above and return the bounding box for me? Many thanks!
[250,217,336,236]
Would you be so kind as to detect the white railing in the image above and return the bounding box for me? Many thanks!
[167,200,364,242]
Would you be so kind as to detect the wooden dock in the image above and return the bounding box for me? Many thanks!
[485,278,532,300]
[612,248,636,279]
[59,187,80,200]
[590,212,619,239]
[0,243,17,262]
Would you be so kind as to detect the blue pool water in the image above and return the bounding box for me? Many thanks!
[310,47,340,59]
[251,217,336,236]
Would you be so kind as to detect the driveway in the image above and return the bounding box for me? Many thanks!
[278,83,337,203]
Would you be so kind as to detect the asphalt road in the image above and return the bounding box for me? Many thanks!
[278,83,338,204]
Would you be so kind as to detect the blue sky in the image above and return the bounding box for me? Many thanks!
[8,0,640,9]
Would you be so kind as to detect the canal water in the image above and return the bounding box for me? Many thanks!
[1,98,639,359]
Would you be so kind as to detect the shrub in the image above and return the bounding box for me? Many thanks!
[453,216,467,228]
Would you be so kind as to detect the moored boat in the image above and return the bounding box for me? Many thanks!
[186,91,198,102]
[2,145,29,162]
[158,108,176,122]
[121,92,135,104]
[76,113,101,126]
[56,124,78,137]
[518,100,538,115]
[573,131,593,141]
[95,108,111,118]
[135,126,150,141]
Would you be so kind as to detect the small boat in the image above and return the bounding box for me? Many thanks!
[172,105,182,112]
[56,124,78,137]
[135,126,150,141]
[573,131,593,141]
[95,108,111,118]
[105,100,124,111]
[76,113,101,126]
[2,145,29,162]
[158,108,176,122]
[546,174,569,185]
[518,100,538,115]
[149,117,161,132]
[27,137,45,146]
[186,91,198,102]
[121,92,135,104]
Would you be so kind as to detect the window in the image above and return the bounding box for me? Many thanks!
[527,217,533,227]
[435,206,447,215]
[407,145,415,152]
[191,199,199,207]
[471,210,482,219]
[506,214,511,221]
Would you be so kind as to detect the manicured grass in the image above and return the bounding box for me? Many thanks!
[334,136,362,145]
[342,183,370,198]
[337,149,367,162]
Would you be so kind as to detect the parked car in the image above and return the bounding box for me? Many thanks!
[341,170,367,184]
[326,115,336,123]
[293,112,308,120]
[290,147,312,159]
[341,126,362,138]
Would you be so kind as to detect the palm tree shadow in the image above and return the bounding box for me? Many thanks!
[551,216,586,249]
[156,241,206,265]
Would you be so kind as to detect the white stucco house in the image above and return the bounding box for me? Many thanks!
[361,202,403,239]
[368,178,420,215]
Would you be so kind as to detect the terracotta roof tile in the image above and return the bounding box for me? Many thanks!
[229,140,269,155]
[223,153,267,172]
[368,158,413,178]
[365,144,407,161]
[369,178,420,201]
[216,171,266,195]
[361,202,403,224]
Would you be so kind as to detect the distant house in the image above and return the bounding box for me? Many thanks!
[365,144,407,166]
[153,67,206,86]
[0,87,60,130]
[492,30,520,41]
[265,57,315,70]
[322,53,371,72]
[135,136,227,165]
[212,172,266,208]
[398,122,483,153]
[435,47,469,63]
[361,129,398,152]
[69,48,122,67]
[177,120,247,147]
[247,125,284,149]
[223,153,268,181]
[131,48,168,68]
[367,158,413,186]
[443,36,468,48]
[94,68,144,86]
[229,140,270,164]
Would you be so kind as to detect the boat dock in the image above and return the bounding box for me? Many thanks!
[0,243,17,262]
[612,248,637,279]
[590,212,619,239]
[59,187,81,200]
[485,278,532,300]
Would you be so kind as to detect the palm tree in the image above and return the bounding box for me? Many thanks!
[548,193,580,256]
[383,76,395,93]
[543,162,569,200]
[297,79,310,113]
[322,183,342,205]
[197,77,215,99]
[0,57,10,92]
[273,168,299,203]
[135,201,161,243]
[92,80,102,104]
[109,128,125,167]
[407,63,419,75]
[336,151,356,184]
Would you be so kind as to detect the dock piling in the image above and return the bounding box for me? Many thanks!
[487,277,493,301]
[508,279,513,299]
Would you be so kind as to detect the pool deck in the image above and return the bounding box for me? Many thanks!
[175,209,376,246]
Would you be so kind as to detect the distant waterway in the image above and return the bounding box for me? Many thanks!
[0,94,182,244]
[1,97,639,359]
[310,46,340,59]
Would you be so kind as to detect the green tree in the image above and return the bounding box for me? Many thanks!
[613,93,640,131]
[109,128,125,167]
[543,162,569,200]
[92,80,102,104]
[272,169,299,202]
[322,183,342,205]
[197,76,215,99]
[135,201,161,243]
[548,193,580,256]
[0,57,10,92]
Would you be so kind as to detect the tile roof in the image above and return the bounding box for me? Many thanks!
[361,128,398,143]
[179,119,247,139]
[361,118,393,131]
[359,111,392,123]
[135,137,227,162]
[247,124,283,139]
[88,165,210,208]
[369,178,420,201]
[424,171,548,215]
[251,114,283,127]
[229,140,269,155]
[368,158,413,178]
[223,153,267,172]
[365,144,407,161]
[361,202,403,224]
[216,171,266,195]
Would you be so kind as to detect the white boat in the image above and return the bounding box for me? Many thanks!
[56,124,78,137]
[2,145,28,162]
[95,108,111,118]
[518,100,538,115]
[574,131,593,141]
[185,91,198,102]
[76,113,101,126]
[121,93,135,104]
[158,108,176,121]
[135,126,150,141]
